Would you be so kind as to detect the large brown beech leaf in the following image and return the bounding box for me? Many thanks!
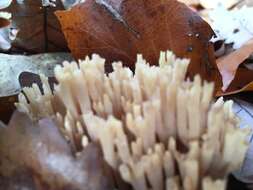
[3,0,68,53]
[0,111,114,190]
[56,0,219,82]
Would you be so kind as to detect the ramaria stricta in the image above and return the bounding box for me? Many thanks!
[15,51,249,190]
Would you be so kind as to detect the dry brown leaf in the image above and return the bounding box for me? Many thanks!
[216,81,253,96]
[0,111,114,190]
[0,17,10,28]
[0,95,16,124]
[217,38,253,92]
[4,0,68,53]
[216,67,253,96]
[56,0,218,82]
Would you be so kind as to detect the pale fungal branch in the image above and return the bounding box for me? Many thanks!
[16,51,250,190]
[16,74,54,119]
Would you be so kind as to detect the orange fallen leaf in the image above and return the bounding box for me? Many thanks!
[56,0,218,82]
[216,81,253,96]
[217,38,253,92]
[216,67,253,96]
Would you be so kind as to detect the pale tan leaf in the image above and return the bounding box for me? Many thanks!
[217,38,253,91]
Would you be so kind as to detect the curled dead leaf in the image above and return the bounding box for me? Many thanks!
[56,0,218,82]
[216,38,253,94]
[216,67,253,96]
